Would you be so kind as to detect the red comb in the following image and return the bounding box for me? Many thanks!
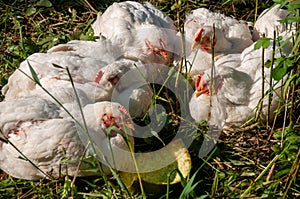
[94,70,103,84]
[195,72,204,89]
[118,105,131,118]
[194,28,204,42]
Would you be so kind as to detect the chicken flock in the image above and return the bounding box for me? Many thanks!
[0,2,295,180]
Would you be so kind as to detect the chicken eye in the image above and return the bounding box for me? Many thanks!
[202,37,210,43]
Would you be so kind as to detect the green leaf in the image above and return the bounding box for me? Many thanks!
[291,32,300,53]
[254,38,271,50]
[272,65,287,81]
[37,0,52,7]
[272,57,293,80]
[179,166,200,199]
[27,60,41,86]
[197,195,210,199]
[287,1,300,10]
[52,63,64,69]
[26,7,36,16]
[265,60,272,68]
[279,16,300,23]
[150,130,165,146]
[273,168,291,179]
[286,135,300,144]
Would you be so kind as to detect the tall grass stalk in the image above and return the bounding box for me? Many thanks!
[254,0,259,24]
[175,27,189,108]
[105,126,136,197]
[19,25,27,59]
[178,170,200,199]
[80,0,98,13]
[210,169,219,197]
[70,142,92,189]
[166,169,187,199]
[266,31,276,128]
[65,65,109,181]
[254,34,266,123]
[64,66,111,187]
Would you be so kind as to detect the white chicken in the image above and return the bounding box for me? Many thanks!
[238,41,291,121]
[189,65,253,128]
[3,46,167,119]
[1,1,178,180]
[92,1,181,64]
[253,4,295,41]
[92,1,176,35]
[184,7,253,82]
[47,37,123,63]
[252,4,296,56]
[0,97,134,180]
[184,7,253,54]
[2,51,113,104]
[189,37,292,128]
[0,97,88,180]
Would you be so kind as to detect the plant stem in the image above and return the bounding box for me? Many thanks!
[254,0,258,24]
[267,31,276,128]
[257,34,265,123]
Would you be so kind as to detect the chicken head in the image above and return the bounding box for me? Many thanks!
[145,39,169,61]
[195,71,223,97]
[192,27,217,52]
[101,105,134,138]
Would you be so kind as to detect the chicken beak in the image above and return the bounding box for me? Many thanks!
[195,90,207,97]
[160,50,169,61]
[159,39,169,61]
[124,122,135,130]
[191,41,198,51]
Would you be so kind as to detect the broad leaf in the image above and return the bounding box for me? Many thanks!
[264,60,272,68]
[26,7,36,16]
[287,1,300,10]
[37,0,52,7]
[272,65,288,81]
[272,57,293,80]
[254,38,271,50]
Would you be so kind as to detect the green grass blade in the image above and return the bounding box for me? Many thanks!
[179,169,200,199]
[27,60,41,86]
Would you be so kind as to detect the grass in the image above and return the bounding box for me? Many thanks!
[0,0,300,198]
